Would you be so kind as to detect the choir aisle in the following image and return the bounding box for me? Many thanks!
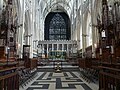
[19,61,99,90]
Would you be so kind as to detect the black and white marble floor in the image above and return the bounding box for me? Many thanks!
[19,71,98,90]
[19,62,98,90]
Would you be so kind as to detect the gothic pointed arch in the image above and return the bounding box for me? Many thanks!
[44,12,71,40]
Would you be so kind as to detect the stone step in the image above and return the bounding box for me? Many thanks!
[37,67,79,72]
[37,61,79,72]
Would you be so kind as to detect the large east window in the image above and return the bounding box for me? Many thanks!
[49,13,67,40]
[45,12,71,40]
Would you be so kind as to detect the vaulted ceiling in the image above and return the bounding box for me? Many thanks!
[38,0,75,19]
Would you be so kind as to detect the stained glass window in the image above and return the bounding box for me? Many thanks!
[49,13,67,40]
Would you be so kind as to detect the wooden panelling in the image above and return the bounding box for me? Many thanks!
[0,67,19,90]
[0,46,6,60]
[85,46,92,58]
[102,48,111,63]
[30,58,37,69]
[99,65,120,90]
[78,58,92,68]
[115,47,120,57]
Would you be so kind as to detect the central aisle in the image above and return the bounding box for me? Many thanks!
[19,61,98,90]
[26,71,92,90]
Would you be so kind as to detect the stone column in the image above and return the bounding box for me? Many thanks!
[57,44,58,51]
[41,44,43,57]
[62,44,64,51]
[90,0,94,58]
[18,0,25,58]
[67,44,69,57]
[81,1,87,58]
[52,44,53,51]
[67,44,69,51]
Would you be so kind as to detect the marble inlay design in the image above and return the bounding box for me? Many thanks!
[27,72,92,90]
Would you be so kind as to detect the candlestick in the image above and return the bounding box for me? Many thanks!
[111,46,114,54]
[100,48,102,55]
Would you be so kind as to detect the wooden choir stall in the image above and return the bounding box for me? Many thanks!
[78,0,120,90]
[0,1,37,89]
[0,0,19,89]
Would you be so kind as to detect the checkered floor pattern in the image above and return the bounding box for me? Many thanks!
[19,71,98,90]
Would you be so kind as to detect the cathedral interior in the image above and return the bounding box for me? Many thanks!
[0,0,120,90]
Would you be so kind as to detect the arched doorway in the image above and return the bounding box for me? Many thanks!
[44,12,71,40]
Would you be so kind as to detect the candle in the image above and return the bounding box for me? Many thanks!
[5,46,8,54]
[111,46,114,54]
